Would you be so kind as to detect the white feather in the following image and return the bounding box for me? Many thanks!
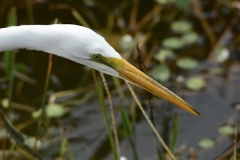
[0,24,122,76]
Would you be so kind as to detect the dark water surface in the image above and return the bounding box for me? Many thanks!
[0,0,240,159]
[35,62,240,160]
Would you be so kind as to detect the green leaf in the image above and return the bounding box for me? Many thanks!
[0,129,7,139]
[174,0,191,11]
[122,108,139,160]
[60,137,67,156]
[156,0,175,4]
[186,76,206,91]
[217,125,234,136]
[171,20,192,34]
[15,63,29,74]
[120,107,132,137]
[151,64,171,83]
[177,57,199,70]
[1,98,10,108]
[93,71,118,160]
[154,49,175,63]
[4,51,15,80]
[7,7,17,26]
[198,138,215,149]
[83,0,96,6]
[32,109,42,119]
[4,6,17,104]
[181,32,199,45]
[46,103,65,118]
[162,37,184,49]
[24,137,42,149]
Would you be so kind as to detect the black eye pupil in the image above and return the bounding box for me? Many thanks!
[92,54,101,59]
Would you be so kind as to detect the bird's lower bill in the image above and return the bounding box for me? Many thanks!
[107,58,200,116]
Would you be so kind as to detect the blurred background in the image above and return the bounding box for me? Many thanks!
[0,0,240,159]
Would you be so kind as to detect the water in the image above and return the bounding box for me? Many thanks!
[35,61,240,159]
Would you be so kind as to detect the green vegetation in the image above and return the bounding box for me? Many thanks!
[0,0,239,160]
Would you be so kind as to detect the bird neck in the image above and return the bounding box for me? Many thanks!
[0,25,68,58]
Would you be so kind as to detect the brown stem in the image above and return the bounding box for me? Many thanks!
[100,73,120,158]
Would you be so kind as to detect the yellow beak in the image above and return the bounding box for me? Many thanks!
[107,58,200,116]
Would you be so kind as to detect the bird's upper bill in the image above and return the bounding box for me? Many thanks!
[101,57,200,116]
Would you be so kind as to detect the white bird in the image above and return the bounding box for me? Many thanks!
[0,24,200,116]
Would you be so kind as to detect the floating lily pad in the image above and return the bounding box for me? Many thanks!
[216,48,229,63]
[175,0,191,11]
[119,34,134,51]
[162,37,184,49]
[151,64,170,83]
[198,138,215,149]
[24,137,42,149]
[0,129,7,139]
[46,103,65,118]
[217,125,234,136]
[209,67,224,75]
[1,98,9,108]
[186,76,206,91]
[182,32,199,45]
[154,49,176,63]
[177,57,199,70]
[32,104,66,118]
[176,75,185,83]
[83,0,95,6]
[32,109,42,119]
[171,20,192,34]
[156,0,175,4]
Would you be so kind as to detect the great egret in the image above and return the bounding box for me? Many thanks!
[0,24,200,116]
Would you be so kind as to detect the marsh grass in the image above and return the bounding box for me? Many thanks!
[120,106,139,160]
[4,6,17,114]
[93,70,119,160]
[0,0,239,160]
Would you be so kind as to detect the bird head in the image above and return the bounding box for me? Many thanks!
[70,27,199,116]
[1,24,200,116]
[87,52,200,116]
[52,25,200,116]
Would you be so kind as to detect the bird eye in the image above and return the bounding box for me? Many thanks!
[91,54,102,60]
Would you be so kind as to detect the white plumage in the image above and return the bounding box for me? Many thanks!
[0,24,200,116]
[0,24,121,76]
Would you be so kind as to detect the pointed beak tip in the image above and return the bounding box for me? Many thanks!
[110,58,201,117]
[194,110,201,116]
[191,109,201,116]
